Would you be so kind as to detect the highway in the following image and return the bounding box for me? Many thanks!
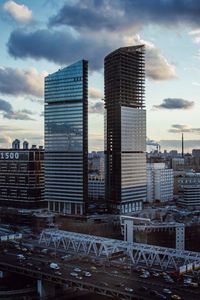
[0,246,200,300]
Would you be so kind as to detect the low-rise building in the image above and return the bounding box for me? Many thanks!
[88,175,105,202]
[178,172,200,209]
[147,163,173,203]
[0,140,45,209]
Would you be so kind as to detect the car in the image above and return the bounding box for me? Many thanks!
[111,270,119,274]
[156,294,167,299]
[26,262,33,267]
[70,272,78,277]
[76,276,83,280]
[41,249,48,254]
[152,272,160,277]
[61,254,71,260]
[171,295,181,300]
[140,274,149,278]
[50,263,60,270]
[55,271,62,276]
[163,288,172,294]
[82,271,92,277]
[74,267,81,272]
[17,254,25,260]
[189,282,198,288]
[125,287,134,293]
[90,266,97,270]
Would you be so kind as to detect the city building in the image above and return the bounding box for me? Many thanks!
[147,163,173,203]
[192,149,200,158]
[171,158,185,171]
[88,151,104,176]
[178,172,200,209]
[44,60,88,215]
[88,175,105,202]
[0,140,45,209]
[104,45,146,214]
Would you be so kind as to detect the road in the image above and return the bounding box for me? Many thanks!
[0,247,200,300]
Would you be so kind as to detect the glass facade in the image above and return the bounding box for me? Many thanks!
[45,60,88,215]
[104,46,146,213]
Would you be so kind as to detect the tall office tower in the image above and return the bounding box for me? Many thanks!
[104,45,146,214]
[45,60,88,215]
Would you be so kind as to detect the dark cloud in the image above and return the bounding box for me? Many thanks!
[0,98,34,120]
[0,98,12,112]
[49,0,200,31]
[154,98,194,110]
[0,67,45,97]
[89,101,104,114]
[7,29,110,70]
[7,29,176,80]
[169,124,200,134]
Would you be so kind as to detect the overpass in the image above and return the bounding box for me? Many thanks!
[39,229,200,271]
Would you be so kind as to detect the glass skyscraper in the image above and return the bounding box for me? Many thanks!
[104,46,146,214]
[44,60,88,215]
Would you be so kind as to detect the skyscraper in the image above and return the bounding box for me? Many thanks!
[104,45,146,213]
[45,60,88,215]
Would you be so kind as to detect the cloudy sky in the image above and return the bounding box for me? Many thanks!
[1,0,200,152]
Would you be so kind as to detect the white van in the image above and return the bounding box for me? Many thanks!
[50,263,60,270]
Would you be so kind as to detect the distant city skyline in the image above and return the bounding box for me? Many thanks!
[0,0,200,152]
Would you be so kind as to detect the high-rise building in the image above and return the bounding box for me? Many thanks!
[45,60,88,215]
[104,45,146,214]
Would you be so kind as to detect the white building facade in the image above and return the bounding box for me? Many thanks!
[147,163,173,203]
[178,172,200,209]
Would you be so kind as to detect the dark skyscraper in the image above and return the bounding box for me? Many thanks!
[104,45,146,214]
[45,60,88,215]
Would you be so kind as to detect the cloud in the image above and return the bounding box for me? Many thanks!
[7,29,176,79]
[89,87,103,99]
[0,98,34,120]
[0,67,46,97]
[3,0,33,24]
[7,29,110,70]
[49,0,200,31]
[192,81,200,87]
[0,136,12,148]
[154,98,194,110]
[169,124,200,134]
[89,101,104,114]
[128,36,176,80]
[145,42,176,80]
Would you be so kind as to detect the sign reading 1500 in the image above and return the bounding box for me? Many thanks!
[0,152,19,160]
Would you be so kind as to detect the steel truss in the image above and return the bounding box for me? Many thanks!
[39,229,200,271]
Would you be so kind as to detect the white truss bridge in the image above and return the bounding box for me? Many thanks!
[39,229,200,271]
